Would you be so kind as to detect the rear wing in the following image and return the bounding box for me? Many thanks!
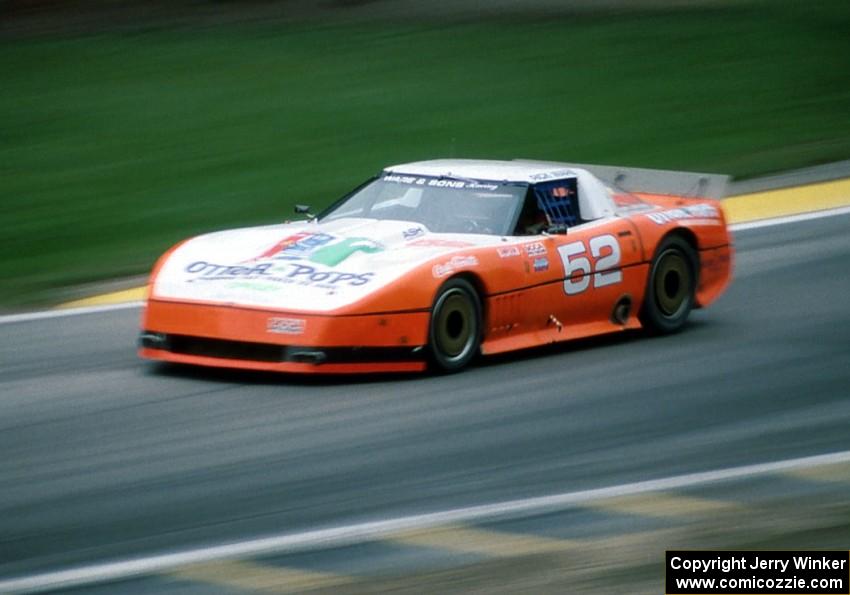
[514,160,729,200]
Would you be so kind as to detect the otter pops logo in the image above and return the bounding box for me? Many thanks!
[311,237,382,266]
[184,260,374,287]
[253,232,333,261]
[254,233,383,266]
[182,232,384,290]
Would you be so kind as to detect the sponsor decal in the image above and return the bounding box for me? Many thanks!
[408,238,475,248]
[185,261,273,280]
[403,227,425,240]
[310,237,383,266]
[524,242,547,257]
[267,317,306,335]
[185,261,374,288]
[283,263,374,286]
[533,257,549,272]
[432,255,479,278]
[529,169,573,182]
[255,232,335,261]
[253,232,383,266]
[646,204,719,225]
[497,246,521,258]
[382,174,499,191]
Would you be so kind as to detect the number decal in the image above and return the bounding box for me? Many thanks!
[590,234,622,288]
[556,234,622,295]
[559,241,591,295]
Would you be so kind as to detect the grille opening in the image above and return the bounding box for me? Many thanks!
[141,332,421,364]
[169,335,285,362]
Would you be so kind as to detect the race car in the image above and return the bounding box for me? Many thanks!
[139,159,733,374]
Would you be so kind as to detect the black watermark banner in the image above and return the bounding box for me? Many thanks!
[666,551,849,594]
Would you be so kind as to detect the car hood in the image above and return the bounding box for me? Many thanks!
[151,218,500,312]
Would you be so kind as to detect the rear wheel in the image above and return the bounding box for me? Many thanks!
[639,236,698,334]
[428,278,482,372]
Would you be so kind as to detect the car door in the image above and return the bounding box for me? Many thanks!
[549,219,644,331]
[526,179,645,336]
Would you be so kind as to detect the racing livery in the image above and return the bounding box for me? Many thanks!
[139,159,733,373]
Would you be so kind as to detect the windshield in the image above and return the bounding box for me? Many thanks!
[320,174,527,236]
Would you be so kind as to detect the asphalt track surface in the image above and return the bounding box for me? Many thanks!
[1,212,849,584]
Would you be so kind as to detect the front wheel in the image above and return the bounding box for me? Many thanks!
[428,278,482,373]
[639,236,698,334]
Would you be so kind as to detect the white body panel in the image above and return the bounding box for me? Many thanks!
[153,219,506,312]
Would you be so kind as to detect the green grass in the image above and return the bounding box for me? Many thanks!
[2,1,850,307]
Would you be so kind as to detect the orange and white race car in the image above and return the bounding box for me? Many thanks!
[139,159,733,374]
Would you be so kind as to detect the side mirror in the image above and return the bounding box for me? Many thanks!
[294,204,314,218]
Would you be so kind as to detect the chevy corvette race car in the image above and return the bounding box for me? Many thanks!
[139,159,733,374]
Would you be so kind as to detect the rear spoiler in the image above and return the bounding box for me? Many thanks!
[513,160,729,200]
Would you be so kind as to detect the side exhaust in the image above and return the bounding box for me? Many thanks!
[611,295,632,326]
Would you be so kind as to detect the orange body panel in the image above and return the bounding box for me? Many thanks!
[480,220,651,355]
[143,299,430,347]
[626,193,734,308]
[696,244,734,307]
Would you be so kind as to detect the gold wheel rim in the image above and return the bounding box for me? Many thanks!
[654,251,690,317]
[435,291,475,360]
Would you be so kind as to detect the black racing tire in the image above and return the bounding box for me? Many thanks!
[428,277,482,373]
[639,235,698,334]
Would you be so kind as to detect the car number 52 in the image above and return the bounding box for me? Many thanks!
[557,234,622,295]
